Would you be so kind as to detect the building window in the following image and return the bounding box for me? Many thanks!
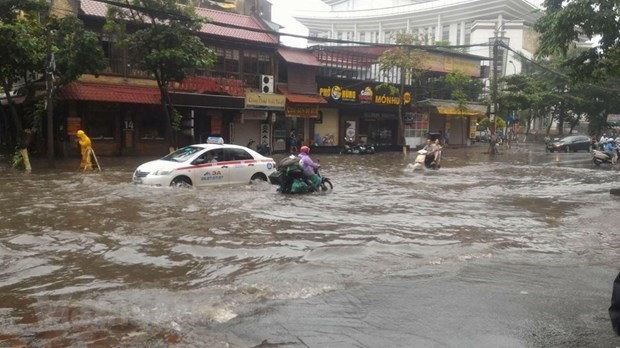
[464,22,472,45]
[85,104,117,140]
[457,24,462,45]
[384,31,391,43]
[139,113,165,140]
[242,50,272,88]
[359,32,366,42]
[211,48,240,79]
[337,31,342,40]
[442,25,450,41]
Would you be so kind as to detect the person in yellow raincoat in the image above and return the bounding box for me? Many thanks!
[76,130,92,170]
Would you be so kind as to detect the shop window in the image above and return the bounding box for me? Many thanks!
[139,115,165,140]
[85,107,116,140]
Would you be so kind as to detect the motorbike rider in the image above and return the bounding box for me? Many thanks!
[299,146,321,187]
[604,139,615,153]
[422,139,442,166]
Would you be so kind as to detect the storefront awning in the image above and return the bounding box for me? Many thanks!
[169,91,244,110]
[58,83,161,104]
[416,99,487,116]
[278,87,327,104]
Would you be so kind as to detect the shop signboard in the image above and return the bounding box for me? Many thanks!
[285,103,319,118]
[245,92,285,111]
[318,82,412,106]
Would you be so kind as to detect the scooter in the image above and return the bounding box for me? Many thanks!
[269,155,333,194]
[409,149,441,171]
[592,149,618,166]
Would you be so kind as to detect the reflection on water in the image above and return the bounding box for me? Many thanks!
[1,147,619,345]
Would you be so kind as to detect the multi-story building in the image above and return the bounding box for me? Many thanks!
[294,0,543,78]
[49,0,327,157]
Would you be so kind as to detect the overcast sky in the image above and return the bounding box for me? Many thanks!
[270,0,329,47]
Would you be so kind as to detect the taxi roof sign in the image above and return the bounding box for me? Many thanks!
[206,136,224,145]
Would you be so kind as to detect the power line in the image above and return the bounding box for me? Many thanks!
[89,0,491,52]
[500,42,620,93]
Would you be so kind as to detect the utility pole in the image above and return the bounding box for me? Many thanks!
[491,33,499,135]
[46,25,55,168]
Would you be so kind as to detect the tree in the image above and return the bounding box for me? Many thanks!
[497,54,618,137]
[444,70,476,114]
[535,0,620,81]
[105,0,216,152]
[0,0,104,169]
[0,0,47,167]
[378,33,429,151]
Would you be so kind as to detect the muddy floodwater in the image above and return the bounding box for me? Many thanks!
[1,144,619,347]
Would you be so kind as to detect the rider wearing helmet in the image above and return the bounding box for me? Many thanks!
[299,146,320,177]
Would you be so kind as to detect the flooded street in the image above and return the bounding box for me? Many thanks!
[1,143,620,347]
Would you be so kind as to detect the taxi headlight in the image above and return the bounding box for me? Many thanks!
[153,169,173,176]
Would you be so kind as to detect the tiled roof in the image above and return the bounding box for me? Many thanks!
[80,0,277,45]
[278,87,327,104]
[58,83,161,104]
[278,47,321,67]
[195,7,278,44]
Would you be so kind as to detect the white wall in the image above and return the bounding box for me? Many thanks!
[469,20,532,76]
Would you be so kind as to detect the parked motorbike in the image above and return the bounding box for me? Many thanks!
[247,139,271,156]
[341,137,375,155]
[269,155,333,194]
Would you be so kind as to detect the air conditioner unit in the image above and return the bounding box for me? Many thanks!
[261,74,274,94]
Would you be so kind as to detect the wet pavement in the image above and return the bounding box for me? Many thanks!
[1,142,619,347]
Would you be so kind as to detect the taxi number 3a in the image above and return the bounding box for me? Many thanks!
[201,170,224,181]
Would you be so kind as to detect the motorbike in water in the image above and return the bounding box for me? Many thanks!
[409,148,441,171]
[269,155,333,194]
[592,149,619,166]
[341,137,375,155]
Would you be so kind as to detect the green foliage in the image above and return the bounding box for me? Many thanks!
[0,0,104,152]
[51,16,106,86]
[445,71,470,101]
[478,116,506,129]
[535,0,620,81]
[105,0,216,146]
[378,32,429,83]
[171,109,183,132]
[105,0,216,85]
[23,100,46,135]
[12,149,24,169]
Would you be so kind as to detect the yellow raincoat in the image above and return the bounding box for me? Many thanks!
[76,130,92,170]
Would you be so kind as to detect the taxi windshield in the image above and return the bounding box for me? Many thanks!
[161,146,203,162]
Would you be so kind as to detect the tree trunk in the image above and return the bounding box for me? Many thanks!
[1,81,24,150]
[155,74,175,153]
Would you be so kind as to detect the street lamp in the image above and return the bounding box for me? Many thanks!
[508,60,516,75]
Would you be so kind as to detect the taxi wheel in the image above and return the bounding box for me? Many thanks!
[250,173,268,184]
[171,176,192,188]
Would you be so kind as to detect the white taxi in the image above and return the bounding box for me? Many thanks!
[132,142,277,188]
